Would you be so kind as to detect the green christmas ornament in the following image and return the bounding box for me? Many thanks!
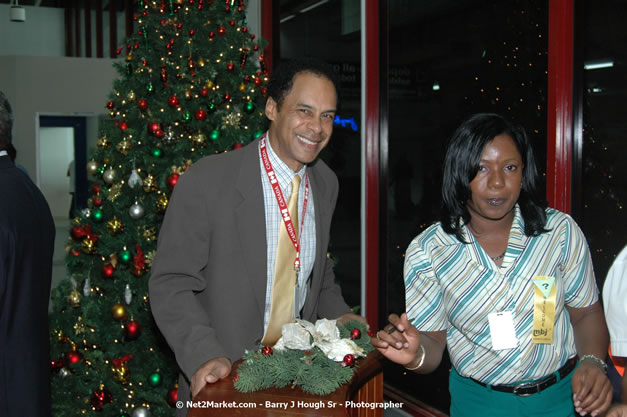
[119,249,132,264]
[93,209,104,222]
[184,112,191,122]
[210,130,220,141]
[245,101,255,112]
[209,102,216,111]
[152,148,163,158]
[148,372,162,387]
[146,82,154,93]
[254,130,264,140]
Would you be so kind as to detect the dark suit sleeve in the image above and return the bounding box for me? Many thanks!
[148,164,227,381]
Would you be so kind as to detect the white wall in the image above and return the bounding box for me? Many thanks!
[0,55,119,181]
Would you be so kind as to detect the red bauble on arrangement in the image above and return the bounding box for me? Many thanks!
[194,109,207,120]
[119,121,129,131]
[218,25,226,35]
[155,129,166,138]
[166,386,178,407]
[261,346,273,355]
[200,87,209,97]
[233,143,243,150]
[66,350,82,366]
[350,328,361,340]
[166,173,180,191]
[124,320,142,340]
[226,62,234,71]
[167,95,180,108]
[92,197,103,207]
[106,100,114,110]
[138,98,148,110]
[343,354,355,367]
[50,358,64,373]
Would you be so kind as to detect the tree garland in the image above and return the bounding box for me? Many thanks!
[234,321,373,395]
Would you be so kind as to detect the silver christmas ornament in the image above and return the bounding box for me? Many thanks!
[59,367,70,378]
[128,169,143,188]
[124,284,132,305]
[132,406,151,417]
[103,168,116,184]
[83,278,91,297]
[129,201,145,219]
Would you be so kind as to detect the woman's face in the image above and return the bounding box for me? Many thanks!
[467,134,524,223]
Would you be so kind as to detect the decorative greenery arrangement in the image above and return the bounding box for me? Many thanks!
[234,321,373,395]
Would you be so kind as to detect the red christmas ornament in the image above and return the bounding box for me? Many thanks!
[225,6,230,12]
[227,62,234,71]
[148,122,160,134]
[253,45,259,51]
[138,98,148,110]
[254,77,262,86]
[155,129,166,138]
[50,358,64,373]
[244,75,251,83]
[70,225,87,241]
[92,184,101,194]
[233,143,243,150]
[209,31,215,38]
[242,26,248,33]
[124,320,142,340]
[167,95,180,108]
[166,387,178,407]
[119,121,128,131]
[166,173,180,191]
[195,109,207,120]
[106,100,114,110]
[218,25,226,35]
[229,20,235,26]
[200,88,209,97]
[101,262,115,279]
[90,388,113,411]
[66,350,82,366]
[261,87,267,95]
[93,197,103,207]
[160,19,166,25]
[160,68,168,82]
[261,346,273,355]
[189,29,195,36]
[350,328,361,340]
[224,93,231,101]
[343,354,355,367]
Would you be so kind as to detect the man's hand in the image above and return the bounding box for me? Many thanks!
[190,357,232,398]
[571,359,613,416]
[336,312,369,327]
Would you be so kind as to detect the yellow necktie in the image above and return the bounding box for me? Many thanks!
[261,174,301,346]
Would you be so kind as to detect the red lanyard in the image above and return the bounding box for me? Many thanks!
[260,136,310,272]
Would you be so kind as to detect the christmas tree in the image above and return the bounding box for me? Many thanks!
[49,1,267,415]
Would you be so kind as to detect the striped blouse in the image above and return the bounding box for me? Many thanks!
[404,205,598,384]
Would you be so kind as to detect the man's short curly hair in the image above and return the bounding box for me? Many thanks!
[266,58,339,110]
[0,91,13,149]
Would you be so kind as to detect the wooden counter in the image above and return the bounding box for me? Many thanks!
[188,350,384,417]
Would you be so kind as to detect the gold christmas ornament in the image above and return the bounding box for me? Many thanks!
[198,57,206,67]
[142,226,157,242]
[142,174,157,193]
[97,136,111,148]
[73,316,86,335]
[111,303,127,321]
[67,289,81,308]
[106,217,124,235]
[191,133,207,147]
[184,90,192,100]
[205,80,214,89]
[238,83,247,92]
[127,90,136,101]
[107,183,123,201]
[81,238,96,254]
[156,194,169,213]
[112,364,130,384]
[116,139,132,155]
[86,160,100,176]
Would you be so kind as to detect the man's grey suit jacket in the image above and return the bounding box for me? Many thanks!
[149,137,351,412]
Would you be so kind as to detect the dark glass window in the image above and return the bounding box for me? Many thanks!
[279,0,363,309]
[579,0,627,285]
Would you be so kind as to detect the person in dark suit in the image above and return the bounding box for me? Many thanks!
[149,59,365,416]
[0,91,56,416]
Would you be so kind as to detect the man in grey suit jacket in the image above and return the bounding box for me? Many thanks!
[149,59,364,416]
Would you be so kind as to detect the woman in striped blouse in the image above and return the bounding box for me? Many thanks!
[373,113,613,417]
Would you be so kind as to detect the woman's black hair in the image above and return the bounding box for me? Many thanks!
[441,113,548,242]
